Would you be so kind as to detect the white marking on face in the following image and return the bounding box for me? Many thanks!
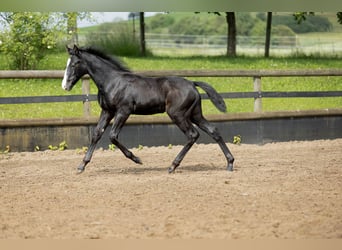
[61,58,71,90]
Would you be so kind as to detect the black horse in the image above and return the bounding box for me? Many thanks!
[62,45,234,173]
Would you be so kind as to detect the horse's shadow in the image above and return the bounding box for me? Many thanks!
[93,164,221,176]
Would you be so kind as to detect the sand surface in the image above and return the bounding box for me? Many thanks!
[1,139,341,239]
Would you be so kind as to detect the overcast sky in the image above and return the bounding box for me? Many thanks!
[78,12,159,27]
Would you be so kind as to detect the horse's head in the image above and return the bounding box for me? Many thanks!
[62,45,87,91]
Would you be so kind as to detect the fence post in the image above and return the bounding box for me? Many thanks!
[253,76,262,112]
[81,78,91,118]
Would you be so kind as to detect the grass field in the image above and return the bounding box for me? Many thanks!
[0,53,342,119]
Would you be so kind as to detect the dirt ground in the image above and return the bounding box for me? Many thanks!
[0,139,341,239]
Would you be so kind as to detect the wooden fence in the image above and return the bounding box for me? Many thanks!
[0,69,342,117]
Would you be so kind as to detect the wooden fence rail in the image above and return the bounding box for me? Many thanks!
[1,69,342,116]
[1,69,342,78]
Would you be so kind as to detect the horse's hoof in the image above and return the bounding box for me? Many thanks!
[133,156,142,165]
[227,164,233,172]
[76,167,85,174]
[168,166,176,174]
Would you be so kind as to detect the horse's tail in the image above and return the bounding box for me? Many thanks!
[194,81,227,113]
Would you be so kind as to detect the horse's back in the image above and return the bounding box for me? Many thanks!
[157,76,198,95]
[155,76,200,113]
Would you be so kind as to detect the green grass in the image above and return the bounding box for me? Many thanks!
[0,53,341,119]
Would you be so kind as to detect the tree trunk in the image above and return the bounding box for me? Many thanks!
[226,12,236,57]
[67,12,78,46]
[139,12,146,57]
[265,12,272,58]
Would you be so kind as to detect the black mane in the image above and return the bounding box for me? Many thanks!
[80,47,131,73]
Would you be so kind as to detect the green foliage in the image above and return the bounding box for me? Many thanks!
[0,12,93,69]
[1,145,11,154]
[76,146,88,154]
[48,141,68,151]
[293,12,315,24]
[233,135,242,145]
[145,12,333,37]
[58,141,68,150]
[236,13,256,36]
[48,145,58,150]
[85,22,151,57]
[148,13,175,31]
[168,14,226,36]
[273,14,332,33]
[272,25,296,36]
[337,12,342,24]
[0,12,64,70]
[0,145,12,160]
[108,144,116,151]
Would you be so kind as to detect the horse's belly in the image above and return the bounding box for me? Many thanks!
[133,105,165,115]
[132,99,166,115]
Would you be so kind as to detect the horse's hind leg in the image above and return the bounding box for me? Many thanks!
[168,117,200,173]
[192,114,234,171]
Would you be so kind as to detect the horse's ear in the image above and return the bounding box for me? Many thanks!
[66,45,80,55]
[73,45,80,55]
[66,45,73,55]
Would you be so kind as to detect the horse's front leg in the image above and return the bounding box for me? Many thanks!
[77,110,114,174]
[109,112,142,165]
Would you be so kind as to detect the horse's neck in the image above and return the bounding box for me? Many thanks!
[84,55,119,90]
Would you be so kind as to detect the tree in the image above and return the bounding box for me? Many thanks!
[225,12,237,57]
[295,12,342,25]
[0,12,63,69]
[204,12,236,57]
[0,12,91,69]
[337,12,342,24]
[293,12,315,24]
[293,12,341,27]
[264,12,272,58]
[66,12,78,46]
[264,12,338,57]
[128,12,139,39]
[64,12,92,46]
[139,12,146,57]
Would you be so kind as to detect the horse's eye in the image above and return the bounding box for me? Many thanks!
[71,61,80,68]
